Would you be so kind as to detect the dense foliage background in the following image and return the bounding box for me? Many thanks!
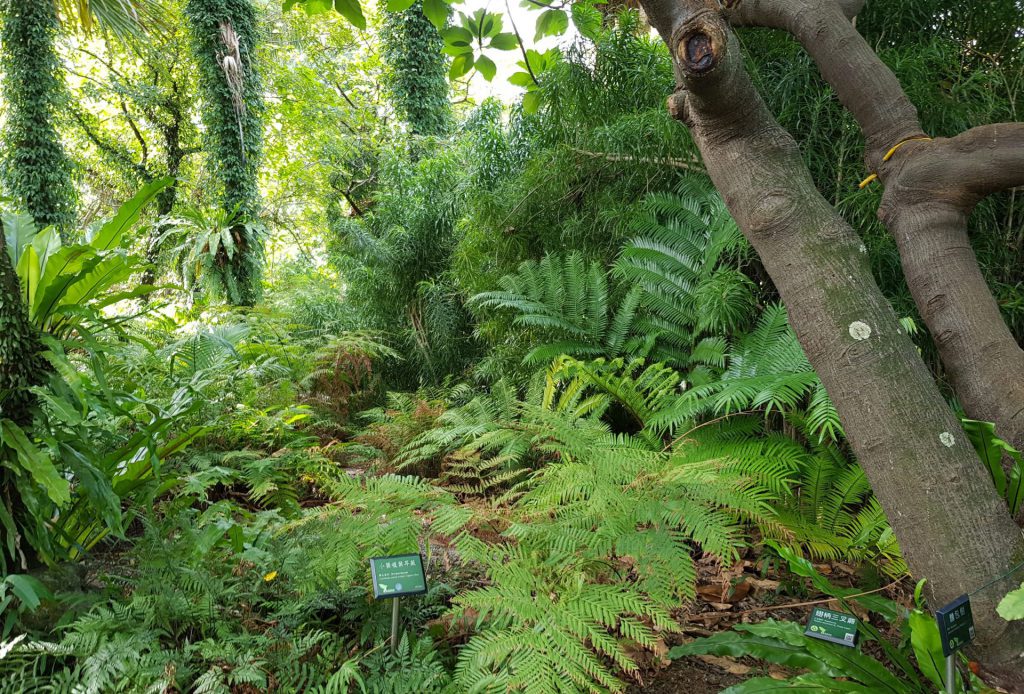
[0,0,1021,691]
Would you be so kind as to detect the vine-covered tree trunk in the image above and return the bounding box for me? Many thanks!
[638,0,1024,686]
[183,0,265,306]
[381,0,451,139]
[0,0,77,233]
[0,233,47,427]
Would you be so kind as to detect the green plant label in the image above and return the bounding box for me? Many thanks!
[369,554,428,599]
[804,607,859,647]
[936,594,975,656]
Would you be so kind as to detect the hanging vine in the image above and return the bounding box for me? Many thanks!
[183,0,265,305]
[0,0,77,232]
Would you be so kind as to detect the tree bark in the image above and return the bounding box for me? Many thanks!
[0,231,48,427]
[637,0,1024,686]
[723,0,1024,456]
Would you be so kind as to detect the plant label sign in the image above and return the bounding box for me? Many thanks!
[369,553,427,599]
[804,607,859,647]
[936,594,975,656]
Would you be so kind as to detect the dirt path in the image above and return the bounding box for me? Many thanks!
[628,656,746,693]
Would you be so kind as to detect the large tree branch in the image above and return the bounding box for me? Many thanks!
[638,0,1024,682]
[890,123,1024,204]
[723,0,921,168]
[724,0,1024,456]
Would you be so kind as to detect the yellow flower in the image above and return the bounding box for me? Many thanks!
[263,571,278,582]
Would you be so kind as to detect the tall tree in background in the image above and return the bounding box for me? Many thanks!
[0,0,77,232]
[183,0,265,306]
[639,0,1024,685]
[380,0,450,140]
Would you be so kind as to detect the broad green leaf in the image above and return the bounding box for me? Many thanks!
[736,621,903,691]
[442,43,473,56]
[89,177,171,252]
[907,609,949,690]
[2,212,38,266]
[385,0,416,10]
[422,0,449,28]
[442,26,474,47]
[285,0,333,13]
[3,575,51,611]
[723,674,873,693]
[534,9,568,41]
[334,0,366,28]
[997,582,1024,621]
[30,247,104,328]
[34,390,83,426]
[509,71,534,87]
[0,420,70,506]
[476,54,497,81]
[480,11,499,37]
[488,32,517,50]
[522,90,541,114]
[670,626,838,676]
[450,52,474,79]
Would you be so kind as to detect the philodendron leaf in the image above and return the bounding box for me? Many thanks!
[997,582,1024,621]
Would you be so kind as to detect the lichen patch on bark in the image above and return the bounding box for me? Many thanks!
[848,321,872,340]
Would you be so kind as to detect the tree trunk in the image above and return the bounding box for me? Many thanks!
[380,0,452,141]
[724,0,1024,456]
[183,0,265,306]
[0,0,78,234]
[638,0,1024,686]
[0,232,48,427]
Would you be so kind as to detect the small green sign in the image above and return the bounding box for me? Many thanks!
[936,594,975,657]
[804,607,859,647]
[369,553,427,599]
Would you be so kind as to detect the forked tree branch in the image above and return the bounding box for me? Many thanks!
[723,0,1024,454]
[637,0,1024,684]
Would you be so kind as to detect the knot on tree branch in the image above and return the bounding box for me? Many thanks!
[671,10,728,79]
[666,89,692,125]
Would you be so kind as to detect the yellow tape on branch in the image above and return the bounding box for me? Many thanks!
[858,136,933,189]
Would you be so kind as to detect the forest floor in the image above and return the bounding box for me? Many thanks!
[624,555,912,692]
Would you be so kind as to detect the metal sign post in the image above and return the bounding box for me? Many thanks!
[369,553,428,658]
[936,594,975,694]
[390,596,401,656]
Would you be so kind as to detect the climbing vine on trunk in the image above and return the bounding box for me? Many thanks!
[183,0,265,306]
[0,0,77,233]
[381,0,451,140]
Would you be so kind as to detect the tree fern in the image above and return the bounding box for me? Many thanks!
[471,252,648,366]
[614,179,756,353]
